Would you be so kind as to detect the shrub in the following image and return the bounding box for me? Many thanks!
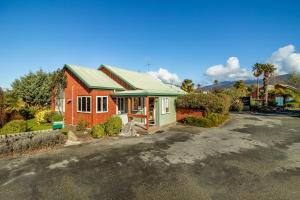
[60,128,69,136]
[230,99,244,112]
[285,102,299,108]
[0,130,65,155]
[52,112,63,122]
[268,99,277,107]
[0,120,27,134]
[19,106,37,120]
[176,93,231,115]
[35,109,52,124]
[105,116,122,136]
[91,124,106,138]
[183,113,228,128]
[76,117,89,131]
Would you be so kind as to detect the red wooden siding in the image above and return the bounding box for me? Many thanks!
[55,69,117,128]
[176,108,204,122]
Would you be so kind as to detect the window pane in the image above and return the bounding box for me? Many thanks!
[87,97,91,112]
[82,97,86,112]
[78,97,82,111]
[98,97,102,112]
[161,98,165,114]
[103,97,108,111]
[166,98,169,113]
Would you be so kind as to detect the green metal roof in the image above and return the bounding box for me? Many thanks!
[64,64,124,90]
[100,64,185,95]
[113,89,184,96]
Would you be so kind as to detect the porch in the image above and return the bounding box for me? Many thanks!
[114,95,159,131]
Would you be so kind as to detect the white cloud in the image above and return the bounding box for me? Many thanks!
[148,68,181,85]
[268,44,300,74]
[205,57,252,81]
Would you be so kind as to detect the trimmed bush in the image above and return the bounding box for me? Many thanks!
[183,113,228,128]
[105,116,122,136]
[91,124,106,138]
[176,93,230,115]
[76,118,89,131]
[0,120,27,135]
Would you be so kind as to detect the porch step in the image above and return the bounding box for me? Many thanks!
[119,122,139,137]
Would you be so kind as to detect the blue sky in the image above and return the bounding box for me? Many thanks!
[0,0,300,88]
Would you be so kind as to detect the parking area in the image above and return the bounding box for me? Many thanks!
[0,113,299,200]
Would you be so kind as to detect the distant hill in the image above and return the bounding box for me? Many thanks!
[203,74,292,90]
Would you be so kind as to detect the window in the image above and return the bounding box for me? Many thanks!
[132,97,144,111]
[117,97,125,113]
[77,96,91,112]
[96,96,108,113]
[161,98,169,114]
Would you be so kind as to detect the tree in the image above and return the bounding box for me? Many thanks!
[50,69,67,115]
[233,80,246,90]
[181,79,194,93]
[11,69,65,107]
[213,80,219,85]
[288,72,300,89]
[233,80,248,97]
[252,63,276,106]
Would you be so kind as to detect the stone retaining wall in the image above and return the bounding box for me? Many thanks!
[0,130,66,155]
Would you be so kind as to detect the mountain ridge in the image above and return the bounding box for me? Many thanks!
[203,74,292,90]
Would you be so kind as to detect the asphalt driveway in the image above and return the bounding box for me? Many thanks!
[0,113,299,200]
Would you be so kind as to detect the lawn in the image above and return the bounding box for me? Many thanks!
[27,119,52,131]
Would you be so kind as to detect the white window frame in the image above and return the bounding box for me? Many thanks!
[77,96,91,113]
[161,97,170,114]
[96,96,109,113]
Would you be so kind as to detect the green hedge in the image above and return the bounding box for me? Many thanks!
[285,102,299,108]
[91,124,106,138]
[90,116,122,138]
[183,113,228,128]
[176,93,230,114]
[0,120,27,135]
[105,116,122,136]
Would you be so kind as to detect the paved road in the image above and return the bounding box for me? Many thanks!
[0,113,299,200]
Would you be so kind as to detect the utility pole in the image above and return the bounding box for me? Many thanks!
[145,57,151,72]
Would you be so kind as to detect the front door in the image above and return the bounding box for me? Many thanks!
[149,97,157,125]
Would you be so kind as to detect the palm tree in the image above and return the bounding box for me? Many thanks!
[253,71,260,100]
[213,80,219,85]
[181,79,194,93]
[252,63,276,106]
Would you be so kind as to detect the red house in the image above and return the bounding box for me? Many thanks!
[51,64,184,129]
